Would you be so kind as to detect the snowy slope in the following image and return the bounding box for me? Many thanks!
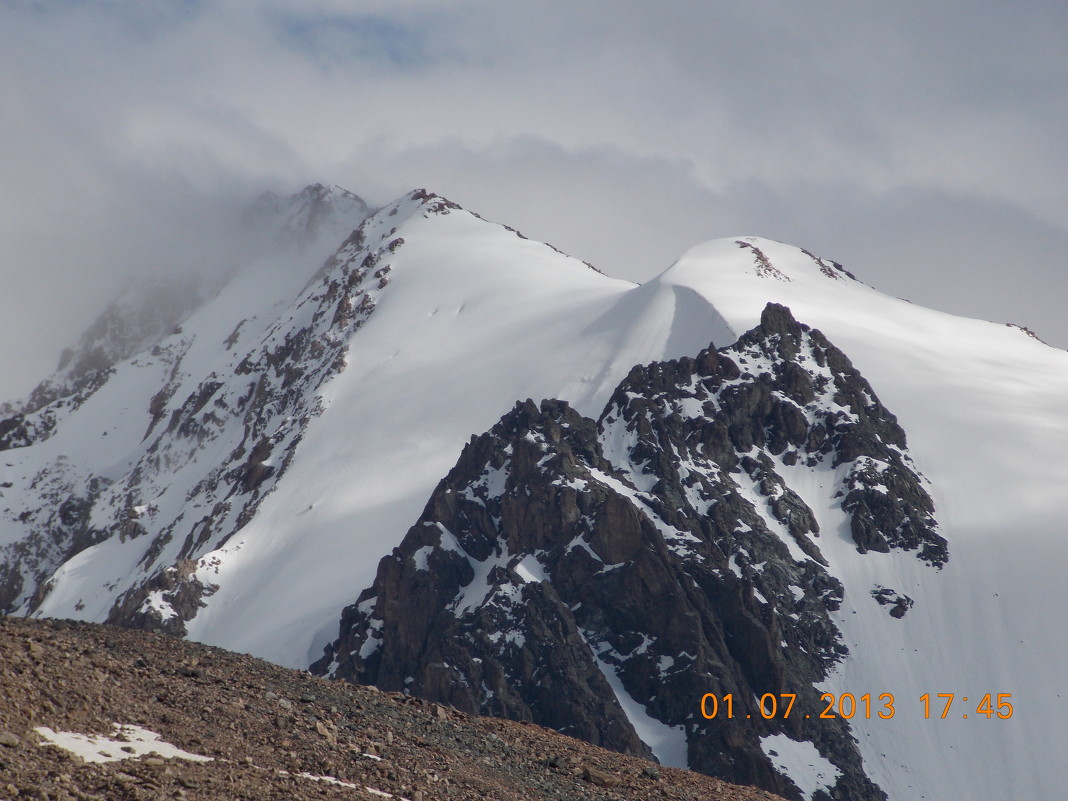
[177,196,735,668]
[2,188,734,671]
[660,237,1068,801]
[0,185,375,620]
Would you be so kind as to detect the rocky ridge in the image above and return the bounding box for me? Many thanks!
[0,183,367,428]
[0,185,386,623]
[314,304,946,800]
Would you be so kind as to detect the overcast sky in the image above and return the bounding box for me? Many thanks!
[2,1,1067,399]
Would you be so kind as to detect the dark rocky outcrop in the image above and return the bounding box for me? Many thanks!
[315,304,945,800]
[871,586,914,618]
[104,559,219,636]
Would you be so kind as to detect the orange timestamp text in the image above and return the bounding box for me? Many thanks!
[699,692,1014,720]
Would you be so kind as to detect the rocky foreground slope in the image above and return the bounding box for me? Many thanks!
[0,616,787,801]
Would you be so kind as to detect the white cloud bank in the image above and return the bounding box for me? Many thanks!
[2,0,1066,396]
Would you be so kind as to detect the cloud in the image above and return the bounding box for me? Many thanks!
[2,1,1066,397]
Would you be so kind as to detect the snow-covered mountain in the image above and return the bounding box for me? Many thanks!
[312,302,947,800]
[1,187,1066,800]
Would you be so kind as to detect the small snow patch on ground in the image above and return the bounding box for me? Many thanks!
[283,771,411,799]
[294,772,359,788]
[34,724,213,764]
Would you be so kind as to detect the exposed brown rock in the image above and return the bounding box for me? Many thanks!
[582,764,621,787]
[0,616,788,801]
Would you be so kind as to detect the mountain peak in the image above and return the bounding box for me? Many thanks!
[247,183,372,249]
[756,300,806,339]
[657,237,859,294]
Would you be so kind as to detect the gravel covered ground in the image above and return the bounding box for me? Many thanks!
[0,617,787,801]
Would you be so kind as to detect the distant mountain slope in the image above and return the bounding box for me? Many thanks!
[0,183,374,618]
[6,276,202,420]
[1,183,369,422]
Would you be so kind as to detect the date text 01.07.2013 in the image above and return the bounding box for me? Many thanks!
[698,692,1014,720]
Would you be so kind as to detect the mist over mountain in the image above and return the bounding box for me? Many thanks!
[1,185,1065,800]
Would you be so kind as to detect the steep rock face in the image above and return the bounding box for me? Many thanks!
[315,400,654,759]
[603,301,945,569]
[315,304,944,800]
[95,214,393,633]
